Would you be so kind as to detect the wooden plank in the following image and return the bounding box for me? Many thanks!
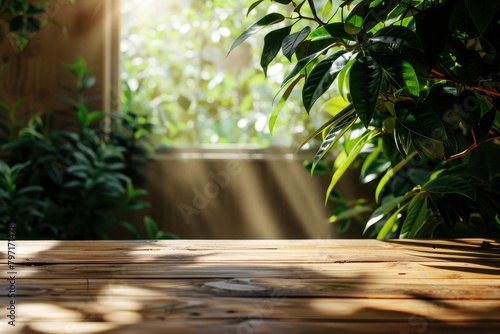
[2,239,499,264]
[3,297,500,322]
[7,261,500,279]
[7,278,500,300]
[2,320,500,334]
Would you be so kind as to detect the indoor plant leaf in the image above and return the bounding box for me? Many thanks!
[229,13,285,53]
[370,25,423,50]
[423,175,477,200]
[394,101,447,142]
[349,56,382,128]
[325,129,380,204]
[282,26,311,61]
[261,26,292,75]
[302,49,352,113]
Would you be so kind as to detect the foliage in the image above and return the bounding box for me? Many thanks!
[120,0,325,147]
[234,0,500,238]
[0,0,69,51]
[0,58,153,240]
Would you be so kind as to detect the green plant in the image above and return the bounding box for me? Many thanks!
[233,0,500,238]
[0,0,69,51]
[0,58,153,239]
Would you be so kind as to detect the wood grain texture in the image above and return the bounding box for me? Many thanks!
[0,239,499,333]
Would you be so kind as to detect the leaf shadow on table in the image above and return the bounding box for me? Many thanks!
[3,239,500,334]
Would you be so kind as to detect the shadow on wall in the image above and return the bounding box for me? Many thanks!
[118,148,373,239]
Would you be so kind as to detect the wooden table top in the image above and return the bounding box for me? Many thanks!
[1,238,499,333]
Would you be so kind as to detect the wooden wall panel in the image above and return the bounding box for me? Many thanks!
[0,0,120,130]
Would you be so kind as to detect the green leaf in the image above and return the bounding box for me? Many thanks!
[467,142,500,186]
[261,26,292,75]
[375,151,417,202]
[349,56,382,127]
[270,74,304,133]
[364,195,405,233]
[363,0,402,32]
[229,13,285,54]
[465,0,500,35]
[297,103,355,150]
[423,175,477,200]
[311,113,357,174]
[412,134,445,160]
[400,192,428,239]
[282,26,311,61]
[326,129,379,204]
[323,23,356,41]
[247,0,264,16]
[371,26,422,50]
[344,5,364,35]
[282,50,325,87]
[144,216,159,239]
[394,101,447,142]
[377,204,406,240]
[87,111,106,124]
[303,50,352,113]
[373,54,419,100]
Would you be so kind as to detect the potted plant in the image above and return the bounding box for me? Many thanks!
[231,0,500,238]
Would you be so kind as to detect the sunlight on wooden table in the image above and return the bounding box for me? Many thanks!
[1,239,499,333]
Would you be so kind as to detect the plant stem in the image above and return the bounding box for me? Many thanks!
[444,135,500,161]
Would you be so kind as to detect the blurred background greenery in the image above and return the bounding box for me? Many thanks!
[120,0,327,148]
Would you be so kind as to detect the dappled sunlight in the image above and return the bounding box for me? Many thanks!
[1,239,500,333]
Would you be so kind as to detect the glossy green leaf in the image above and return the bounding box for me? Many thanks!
[324,23,356,41]
[412,134,445,160]
[344,5,364,35]
[282,51,324,87]
[247,0,264,16]
[373,54,419,100]
[337,58,356,101]
[297,103,355,150]
[261,26,292,75]
[394,101,447,142]
[400,192,428,239]
[326,129,379,204]
[375,151,417,203]
[365,195,405,234]
[295,38,338,60]
[363,0,402,32]
[311,113,357,174]
[302,50,352,113]
[467,142,500,186]
[282,26,311,61]
[229,13,285,54]
[466,0,500,35]
[423,175,477,200]
[371,26,423,50]
[349,56,382,128]
[377,205,406,240]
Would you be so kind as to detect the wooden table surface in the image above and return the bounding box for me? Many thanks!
[1,239,499,333]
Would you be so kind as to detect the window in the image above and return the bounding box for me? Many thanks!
[120,0,326,148]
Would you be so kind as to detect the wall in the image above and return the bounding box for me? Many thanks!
[117,148,371,239]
